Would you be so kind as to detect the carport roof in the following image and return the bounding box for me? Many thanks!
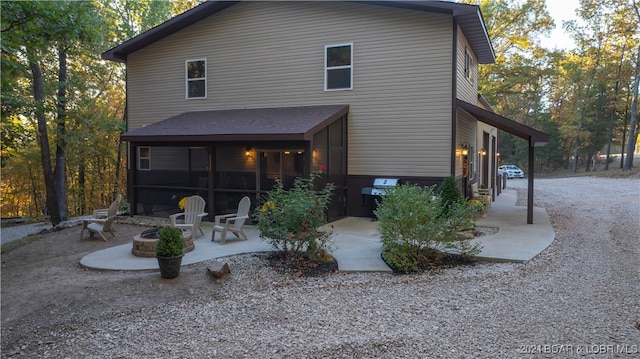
[120,104,349,142]
[457,99,550,146]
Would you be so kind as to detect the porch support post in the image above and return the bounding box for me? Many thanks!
[527,137,534,224]
[208,144,215,218]
[129,143,137,216]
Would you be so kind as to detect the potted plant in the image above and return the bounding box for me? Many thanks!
[154,226,185,279]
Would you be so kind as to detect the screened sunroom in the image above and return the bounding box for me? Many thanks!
[121,105,349,222]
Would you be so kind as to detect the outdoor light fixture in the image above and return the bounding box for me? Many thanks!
[245,147,252,157]
[479,148,487,156]
[460,142,470,156]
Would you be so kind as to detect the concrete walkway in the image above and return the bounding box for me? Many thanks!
[79,189,555,272]
[473,189,555,262]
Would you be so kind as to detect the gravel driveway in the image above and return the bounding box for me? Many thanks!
[1,176,639,358]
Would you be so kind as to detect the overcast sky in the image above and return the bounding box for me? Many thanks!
[542,0,580,50]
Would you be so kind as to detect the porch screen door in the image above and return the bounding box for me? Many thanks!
[258,150,304,190]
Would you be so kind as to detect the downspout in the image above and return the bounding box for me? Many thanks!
[450,17,458,177]
[124,66,136,216]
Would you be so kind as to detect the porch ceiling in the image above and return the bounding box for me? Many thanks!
[456,99,550,147]
[120,104,349,142]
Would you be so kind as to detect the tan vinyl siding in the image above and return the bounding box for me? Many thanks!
[456,26,478,103]
[127,1,454,177]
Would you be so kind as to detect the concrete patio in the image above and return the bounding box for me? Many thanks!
[79,189,556,272]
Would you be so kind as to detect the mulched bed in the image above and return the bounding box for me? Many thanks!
[379,228,497,274]
[382,247,477,274]
[260,251,339,277]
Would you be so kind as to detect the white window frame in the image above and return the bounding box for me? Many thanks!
[324,43,353,91]
[464,47,474,81]
[138,146,151,171]
[185,58,207,99]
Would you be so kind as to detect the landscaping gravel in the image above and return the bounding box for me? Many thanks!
[1,175,639,358]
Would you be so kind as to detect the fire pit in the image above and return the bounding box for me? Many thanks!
[132,228,194,257]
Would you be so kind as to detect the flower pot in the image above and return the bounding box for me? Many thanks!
[156,254,184,279]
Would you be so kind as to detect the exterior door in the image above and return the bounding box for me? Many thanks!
[258,150,305,191]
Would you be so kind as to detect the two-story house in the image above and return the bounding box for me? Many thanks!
[102,0,549,223]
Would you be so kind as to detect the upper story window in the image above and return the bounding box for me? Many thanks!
[464,47,474,81]
[138,146,151,171]
[325,43,353,91]
[186,59,206,99]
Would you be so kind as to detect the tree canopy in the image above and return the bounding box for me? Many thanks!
[1,0,638,221]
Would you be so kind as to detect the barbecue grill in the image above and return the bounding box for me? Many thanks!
[361,178,400,218]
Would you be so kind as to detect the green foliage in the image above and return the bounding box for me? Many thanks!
[467,199,487,218]
[254,169,335,262]
[154,226,184,257]
[438,176,463,216]
[375,184,480,274]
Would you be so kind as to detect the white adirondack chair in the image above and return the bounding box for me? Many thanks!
[170,195,208,238]
[80,195,121,241]
[212,196,251,244]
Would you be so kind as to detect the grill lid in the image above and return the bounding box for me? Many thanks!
[373,178,399,188]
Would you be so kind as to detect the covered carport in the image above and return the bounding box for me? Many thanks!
[457,99,550,224]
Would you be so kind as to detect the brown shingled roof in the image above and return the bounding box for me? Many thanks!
[456,99,550,146]
[120,105,349,142]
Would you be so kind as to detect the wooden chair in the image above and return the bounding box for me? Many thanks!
[80,196,121,241]
[170,195,208,238]
[92,194,122,219]
[471,183,491,208]
[212,196,251,244]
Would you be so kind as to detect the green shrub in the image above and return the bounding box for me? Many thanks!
[375,184,480,273]
[438,175,463,216]
[254,168,335,262]
[154,226,184,257]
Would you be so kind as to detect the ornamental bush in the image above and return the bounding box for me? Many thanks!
[154,226,184,257]
[254,168,335,262]
[438,175,464,217]
[375,183,480,273]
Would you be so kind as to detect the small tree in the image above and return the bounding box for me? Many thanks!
[254,167,335,262]
[438,175,463,216]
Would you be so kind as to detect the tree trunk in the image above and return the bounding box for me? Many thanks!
[114,105,126,197]
[623,46,640,171]
[78,160,86,215]
[30,60,61,226]
[54,45,68,220]
[572,110,584,173]
[27,166,40,216]
[605,44,626,170]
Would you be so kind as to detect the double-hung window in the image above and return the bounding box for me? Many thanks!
[186,59,206,99]
[138,146,151,171]
[464,47,474,81]
[325,43,353,91]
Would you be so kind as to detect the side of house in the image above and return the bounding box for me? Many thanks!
[104,1,507,220]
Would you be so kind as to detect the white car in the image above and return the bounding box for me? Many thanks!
[498,165,524,179]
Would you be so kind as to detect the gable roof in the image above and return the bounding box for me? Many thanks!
[457,99,550,147]
[102,0,495,64]
[120,104,349,142]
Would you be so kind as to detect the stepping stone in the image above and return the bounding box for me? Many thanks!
[207,260,230,279]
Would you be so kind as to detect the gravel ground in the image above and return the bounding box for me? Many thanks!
[1,176,639,358]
